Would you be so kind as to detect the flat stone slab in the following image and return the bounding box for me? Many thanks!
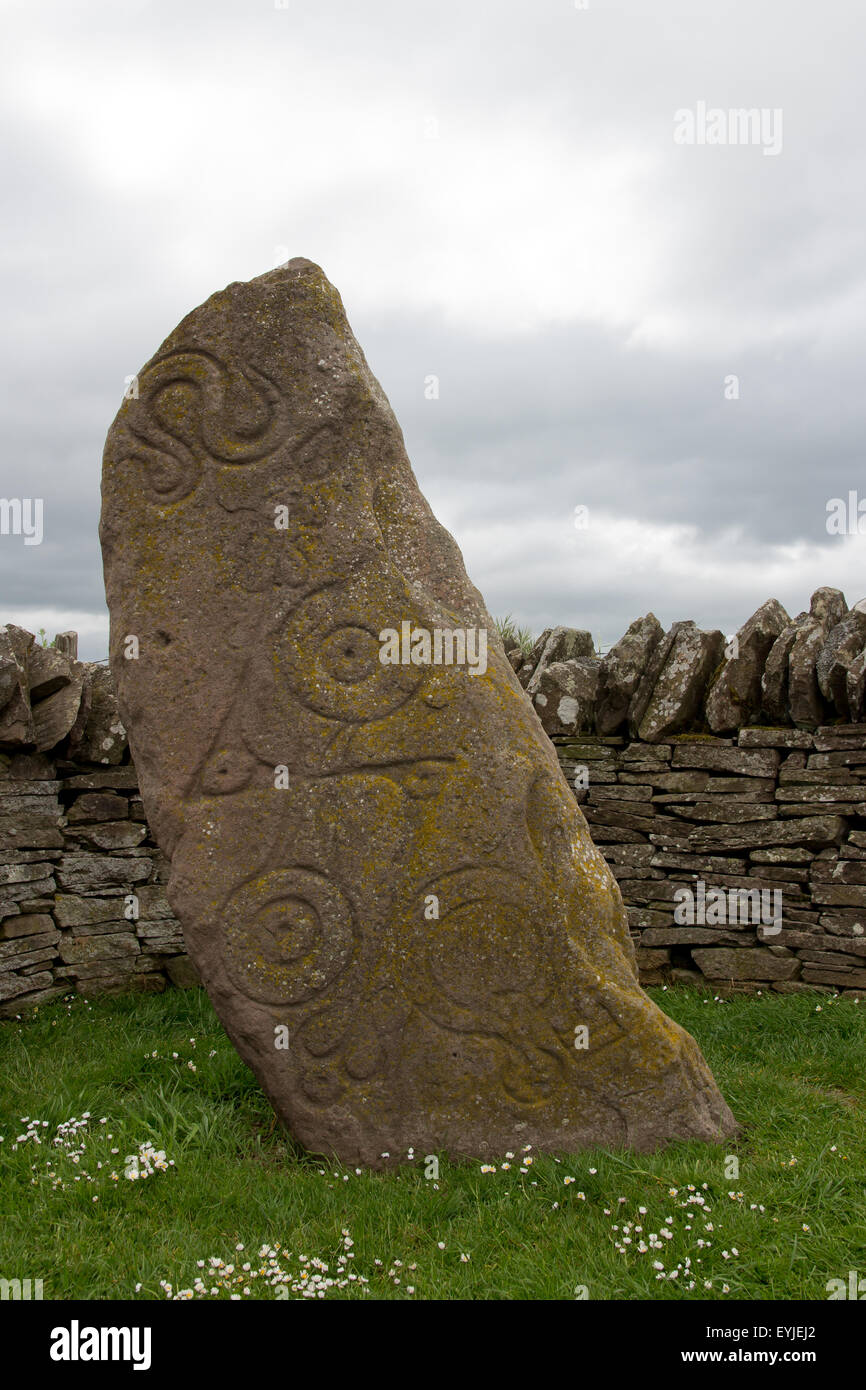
[100,258,736,1166]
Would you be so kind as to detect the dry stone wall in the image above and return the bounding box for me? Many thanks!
[0,626,197,1017]
[3,602,866,1012]
[553,727,866,998]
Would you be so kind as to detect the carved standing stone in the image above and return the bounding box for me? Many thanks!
[100,259,735,1165]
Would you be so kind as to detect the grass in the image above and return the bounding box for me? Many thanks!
[0,986,864,1301]
[494,614,534,657]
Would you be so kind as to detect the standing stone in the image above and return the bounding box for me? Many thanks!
[100,258,735,1165]
[595,614,663,736]
[705,598,789,734]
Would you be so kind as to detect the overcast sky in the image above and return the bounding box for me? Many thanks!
[2,0,865,659]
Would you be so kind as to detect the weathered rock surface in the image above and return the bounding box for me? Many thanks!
[530,658,600,736]
[0,627,36,746]
[100,258,736,1165]
[525,627,595,698]
[705,598,789,734]
[816,611,866,718]
[73,667,127,764]
[636,623,725,742]
[761,617,804,722]
[596,614,663,736]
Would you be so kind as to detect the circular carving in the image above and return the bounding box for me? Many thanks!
[319,625,381,685]
[404,868,551,1016]
[223,868,354,1005]
[277,575,424,723]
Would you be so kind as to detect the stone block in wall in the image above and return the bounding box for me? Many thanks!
[846,649,866,721]
[809,860,866,884]
[530,658,599,735]
[801,964,866,988]
[526,628,595,697]
[705,599,790,734]
[810,883,866,907]
[671,744,779,777]
[63,821,147,851]
[595,613,664,736]
[636,623,725,742]
[61,766,140,790]
[634,946,671,970]
[0,970,54,1004]
[621,770,708,792]
[587,785,653,802]
[0,819,64,852]
[778,765,856,785]
[0,861,57,888]
[0,911,54,939]
[620,742,672,762]
[599,844,656,865]
[136,922,184,951]
[553,738,623,760]
[663,803,778,824]
[58,932,140,964]
[816,611,866,718]
[588,824,648,844]
[787,619,829,727]
[691,947,800,981]
[66,792,130,822]
[71,667,127,764]
[813,724,866,751]
[0,626,35,745]
[582,805,657,835]
[689,814,848,853]
[56,854,152,895]
[627,907,675,928]
[739,728,815,750]
[55,894,130,926]
[642,926,755,947]
[1,876,56,911]
[819,910,866,936]
[31,664,87,754]
[650,852,749,874]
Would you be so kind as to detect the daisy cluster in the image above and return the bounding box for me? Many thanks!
[606,1183,759,1294]
[3,1114,174,1194]
[149,1231,420,1300]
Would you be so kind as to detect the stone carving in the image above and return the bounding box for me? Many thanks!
[100,258,736,1165]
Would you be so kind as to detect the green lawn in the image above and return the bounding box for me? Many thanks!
[0,986,864,1301]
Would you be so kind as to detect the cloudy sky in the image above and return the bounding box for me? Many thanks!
[2,0,865,659]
